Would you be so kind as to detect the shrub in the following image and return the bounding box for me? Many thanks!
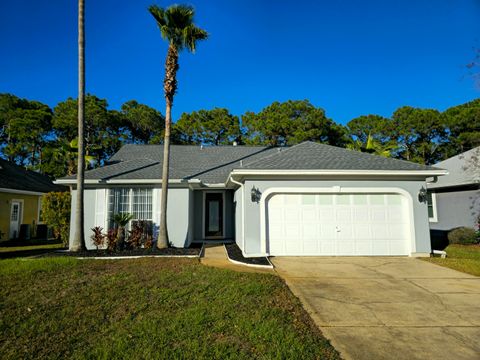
[41,192,71,246]
[144,235,153,249]
[90,227,105,249]
[106,228,118,252]
[448,227,479,245]
[127,222,143,249]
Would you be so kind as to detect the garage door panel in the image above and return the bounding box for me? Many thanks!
[302,207,317,221]
[390,240,407,255]
[285,223,300,238]
[388,208,405,222]
[371,208,387,222]
[356,241,373,255]
[337,241,355,255]
[267,193,410,256]
[389,224,406,240]
[354,224,371,239]
[303,241,318,253]
[302,223,318,240]
[320,241,336,255]
[372,224,389,239]
[320,223,336,238]
[353,207,370,222]
[318,208,335,220]
[372,241,390,255]
[336,208,352,222]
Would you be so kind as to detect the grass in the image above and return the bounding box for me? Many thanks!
[0,257,339,359]
[423,244,480,276]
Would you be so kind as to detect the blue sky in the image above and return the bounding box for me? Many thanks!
[1,0,479,124]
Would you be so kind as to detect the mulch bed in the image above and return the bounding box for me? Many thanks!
[225,243,272,267]
[44,243,202,258]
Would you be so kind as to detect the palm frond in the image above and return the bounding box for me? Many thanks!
[148,3,207,53]
[183,25,208,52]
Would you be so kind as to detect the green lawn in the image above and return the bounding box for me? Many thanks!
[423,244,480,276]
[0,257,339,359]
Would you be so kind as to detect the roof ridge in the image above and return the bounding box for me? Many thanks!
[239,141,321,168]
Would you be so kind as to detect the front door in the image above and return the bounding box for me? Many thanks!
[205,193,224,238]
[9,201,21,239]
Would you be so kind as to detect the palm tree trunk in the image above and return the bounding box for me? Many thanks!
[157,44,179,249]
[157,102,171,248]
[71,0,86,251]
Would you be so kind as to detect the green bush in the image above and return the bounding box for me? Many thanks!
[448,227,478,245]
[41,192,71,246]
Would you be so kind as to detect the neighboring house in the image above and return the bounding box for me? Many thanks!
[56,141,446,257]
[428,147,480,232]
[0,159,65,241]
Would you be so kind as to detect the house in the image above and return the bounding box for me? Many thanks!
[0,159,65,241]
[56,141,446,257]
[428,146,480,232]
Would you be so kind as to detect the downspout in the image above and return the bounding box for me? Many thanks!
[228,175,245,253]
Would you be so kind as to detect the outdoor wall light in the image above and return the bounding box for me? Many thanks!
[251,186,262,203]
[418,186,428,203]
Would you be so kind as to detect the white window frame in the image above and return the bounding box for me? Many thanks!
[202,190,226,240]
[427,192,438,223]
[107,188,153,229]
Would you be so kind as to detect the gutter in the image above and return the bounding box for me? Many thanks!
[230,169,449,177]
[54,178,187,185]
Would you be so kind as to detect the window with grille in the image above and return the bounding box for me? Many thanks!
[107,188,153,229]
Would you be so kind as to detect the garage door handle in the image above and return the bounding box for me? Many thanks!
[336,226,340,232]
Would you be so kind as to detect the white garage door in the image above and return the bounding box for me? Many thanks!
[266,193,410,256]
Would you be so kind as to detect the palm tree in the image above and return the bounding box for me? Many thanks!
[113,213,134,250]
[71,0,86,252]
[149,4,208,248]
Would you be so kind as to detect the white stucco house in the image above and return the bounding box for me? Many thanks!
[56,141,446,257]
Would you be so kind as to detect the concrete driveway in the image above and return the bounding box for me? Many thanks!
[272,257,480,360]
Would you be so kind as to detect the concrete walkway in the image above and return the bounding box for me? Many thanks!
[272,257,480,360]
[200,244,274,274]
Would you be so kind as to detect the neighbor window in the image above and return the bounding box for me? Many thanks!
[107,188,153,229]
[427,192,437,222]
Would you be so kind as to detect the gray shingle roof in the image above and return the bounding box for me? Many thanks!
[75,145,275,183]
[428,146,480,189]
[241,141,439,171]
[0,159,66,193]
[61,141,441,184]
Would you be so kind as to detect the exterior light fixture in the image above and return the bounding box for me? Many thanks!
[418,186,428,203]
[251,186,262,203]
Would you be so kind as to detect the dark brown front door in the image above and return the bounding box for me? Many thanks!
[205,193,223,238]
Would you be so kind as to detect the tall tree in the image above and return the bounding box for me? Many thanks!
[71,0,86,252]
[242,100,346,146]
[120,100,165,144]
[442,99,480,157]
[347,114,393,144]
[149,4,208,248]
[173,108,241,145]
[392,106,446,164]
[53,95,121,168]
[0,93,53,168]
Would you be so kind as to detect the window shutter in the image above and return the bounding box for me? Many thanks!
[95,189,106,230]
